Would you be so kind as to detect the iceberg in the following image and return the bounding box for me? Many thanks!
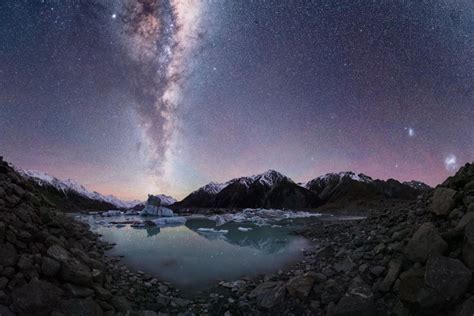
[152,216,187,226]
[101,210,123,217]
[237,227,252,232]
[140,194,175,216]
[140,205,174,217]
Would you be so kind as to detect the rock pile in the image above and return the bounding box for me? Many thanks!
[0,160,192,315]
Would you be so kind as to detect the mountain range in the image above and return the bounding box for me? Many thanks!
[10,163,431,211]
[174,170,431,210]
[12,165,142,212]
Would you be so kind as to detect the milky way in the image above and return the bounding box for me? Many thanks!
[1,0,473,199]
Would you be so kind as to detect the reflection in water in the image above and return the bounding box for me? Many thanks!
[89,216,309,293]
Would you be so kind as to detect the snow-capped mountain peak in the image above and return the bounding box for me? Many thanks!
[252,169,290,187]
[402,180,431,191]
[12,165,141,209]
[305,171,373,189]
[198,182,230,195]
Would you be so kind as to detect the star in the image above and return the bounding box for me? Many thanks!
[111,14,117,19]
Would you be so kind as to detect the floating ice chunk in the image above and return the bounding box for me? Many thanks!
[102,210,123,217]
[141,205,174,217]
[152,216,187,226]
[197,228,228,234]
[237,227,252,232]
[95,220,113,227]
[209,214,235,226]
[125,210,140,215]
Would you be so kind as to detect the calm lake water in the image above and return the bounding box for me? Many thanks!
[82,214,315,293]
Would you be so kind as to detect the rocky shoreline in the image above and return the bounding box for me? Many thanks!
[1,158,474,315]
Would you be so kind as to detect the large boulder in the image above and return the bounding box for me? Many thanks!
[399,267,426,305]
[41,256,61,277]
[404,222,447,263]
[58,298,103,316]
[12,280,64,316]
[424,255,471,303]
[46,244,70,262]
[379,258,402,292]
[110,295,132,312]
[286,273,316,298]
[457,296,474,316]
[249,281,286,309]
[60,258,93,286]
[431,187,457,216]
[463,220,474,269]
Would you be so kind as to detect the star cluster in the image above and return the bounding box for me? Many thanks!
[1,0,473,199]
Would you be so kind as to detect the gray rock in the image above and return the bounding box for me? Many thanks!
[399,267,425,305]
[468,203,474,213]
[249,281,286,309]
[455,213,474,231]
[404,222,447,263]
[431,187,457,216]
[0,222,5,243]
[327,295,377,316]
[59,298,103,316]
[286,273,316,298]
[41,256,61,277]
[379,258,402,292]
[0,243,18,267]
[369,266,385,277]
[334,258,356,273]
[110,296,132,312]
[12,279,64,316]
[0,304,14,316]
[93,285,112,300]
[47,244,70,262]
[60,258,92,286]
[64,283,94,298]
[457,296,474,316]
[424,255,471,303]
[0,277,8,290]
[463,220,474,269]
[17,254,33,270]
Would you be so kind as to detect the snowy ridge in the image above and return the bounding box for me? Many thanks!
[12,165,141,209]
[305,171,373,188]
[402,180,431,191]
[192,170,289,197]
[197,182,230,195]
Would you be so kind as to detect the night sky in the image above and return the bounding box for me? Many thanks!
[1,0,473,200]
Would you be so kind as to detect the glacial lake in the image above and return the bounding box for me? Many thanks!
[78,213,357,293]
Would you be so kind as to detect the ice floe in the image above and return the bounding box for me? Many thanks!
[152,216,187,226]
[209,209,321,226]
[101,210,123,217]
[197,228,229,234]
[237,227,252,232]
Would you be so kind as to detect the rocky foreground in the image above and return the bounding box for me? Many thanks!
[1,157,474,315]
